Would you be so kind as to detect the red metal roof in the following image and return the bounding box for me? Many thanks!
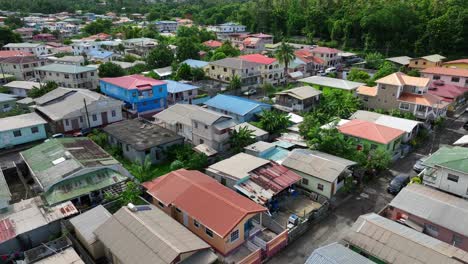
[0,51,33,58]
[443,59,468,65]
[338,119,405,144]
[250,162,301,194]
[294,49,325,65]
[142,169,267,238]
[311,46,341,54]
[203,40,222,48]
[428,81,468,102]
[421,67,468,78]
[100,74,166,90]
[239,54,277,65]
[0,219,16,244]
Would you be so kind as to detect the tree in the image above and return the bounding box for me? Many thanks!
[127,63,148,74]
[176,37,200,61]
[88,129,108,148]
[365,52,385,70]
[146,42,174,69]
[4,15,24,29]
[369,61,398,85]
[165,144,208,171]
[28,81,59,98]
[355,148,391,172]
[119,181,142,206]
[258,110,291,135]
[175,63,192,80]
[216,41,240,57]
[211,51,226,61]
[98,62,126,78]
[191,67,206,81]
[130,156,158,182]
[0,27,21,47]
[261,83,275,96]
[82,19,113,35]
[275,41,295,83]
[320,89,361,119]
[229,126,256,153]
[229,75,242,93]
[347,68,371,83]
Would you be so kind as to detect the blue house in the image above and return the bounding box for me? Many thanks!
[165,80,199,105]
[88,50,114,62]
[204,94,271,122]
[0,112,47,149]
[100,74,167,115]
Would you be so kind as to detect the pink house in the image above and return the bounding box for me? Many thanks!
[385,184,468,251]
[421,67,468,87]
[310,46,342,67]
[32,34,57,42]
[428,80,468,106]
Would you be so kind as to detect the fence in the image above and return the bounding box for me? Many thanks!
[265,230,288,258]
[237,248,262,264]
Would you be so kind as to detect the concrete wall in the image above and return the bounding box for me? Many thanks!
[409,59,442,69]
[421,73,468,87]
[60,107,123,133]
[423,167,468,198]
[37,70,98,89]
[0,124,46,148]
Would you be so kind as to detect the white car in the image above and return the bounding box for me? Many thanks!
[243,89,257,96]
[325,67,337,74]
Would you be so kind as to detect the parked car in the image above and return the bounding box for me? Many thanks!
[51,133,65,138]
[413,156,429,173]
[387,174,410,195]
[325,67,337,74]
[243,89,257,96]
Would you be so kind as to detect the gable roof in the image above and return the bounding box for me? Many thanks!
[386,56,413,66]
[299,76,364,91]
[421,67,468,78]
[282,149,356,182]
[275,86,322,100]
[397,92,448,108]
[34,63,97,74]
[239,54,277,65]
[0,112,47,132]
[208,153,271,180]
[202,40,222,48]
[390,184,468,238]
[165,80,199,93]
[338,119,405,144]
[422,146,468,174]
[443,59,468,65]
[420,54,446,63]
[181,59,209,68]
[0,51,33,58]
[142,169,267,238]
[0,56,41,64]
[376,72,430,87]
[4,43,43,48]
[311,46,341,54]
[100,74,166,90]
[204,94,271,116]
[69,205,111,246]
[94,205,214,264]
[3,81,40,90]
[428,81,468,101]
[154,104,234,126]
[356,85,378,96]
[305,243,374,264]
[344,213,468,264]
[209,57,262,70]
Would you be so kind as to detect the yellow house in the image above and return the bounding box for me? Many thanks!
[443,59,468,69]
[142,169,268,256]
[409,54,446,69]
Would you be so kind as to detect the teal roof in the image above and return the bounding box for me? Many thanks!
[423,146,468,174]
[34,63,96,74]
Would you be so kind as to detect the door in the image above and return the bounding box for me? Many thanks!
[183,212,189,227]
[101,112,108,125]
[71,118,80,130]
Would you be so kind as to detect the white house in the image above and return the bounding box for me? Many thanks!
[3,43,48,57]
[206,22,247,33]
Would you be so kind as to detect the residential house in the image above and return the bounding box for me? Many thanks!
[20,138,132,206]
[205,57,262,87]
[275,86,322,112]
[233,122,268,141]
[305,243,374,264]
[299,76,364,93]
[142,169,287,261]
[310,46,341,67]
[338,119,405,158]
[421,67,468,87]
[294,49,325,75]
[421,146,468,198]
[103,119,184,165]
[203,40,223,49]
[0,93,16,112]
[154,104,237,151]
[49,55,85,66]
[0,197,78,255]
[165,80,199,105]
[87,50,115,63]
[32,33,56,42]
[204,94,271,122]
[24,242,84,264]
[282,149,356,199]
[443,59,468,69]
[344,213,468,264]
[409,54,446,69]
[428,80,468,107]
[239,53,284,85]
[35,63,99,89]
[0,113,47,149]
[122,38,157,57]
[182,59,209,69]
[154,20,178,32]
[3,43,48,57]
[0,170,11,211]
[3,80,40,97]
[69,205,111,260]
[385,184,468,251]
[385,56,413,68]
[71,41,101,56]
[0,50,33,59]
[350,110,422,143]
[34,88,123,133]
[206,153,302,207]
[244,141,291,164]
[241,35,272,54]
[95,204,218,264]
[356,72,448,120]
[0,56,48,81]
[100,74,167,115]
[13,28,35,41]
[206,22,247,33]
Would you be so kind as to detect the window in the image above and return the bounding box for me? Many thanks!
[194,219,200,228]
[194,122,198,128]
[111,110,116,117]
[414,61,418,65]
[3,104,9,109]
[380,85,386,90]
[452,234,463,247]
[399,103,410,110]
[31,127,39,134]
[158,201,165,208]
[145,149,150,155]
[159,87,162,93]
[448,174,459,183]
[230,230,239,242]
[205,227,214,238]
[132,92,137,97]
[79,116,83,123]
[65,119,69,126]
[125,144,129,151]
[13,130,22,137]
[451,77,460,82]
[175,207,182,213]
[200,139,204,144]
[317,183,324,191]
[433,75,440,80]
[64,74,69,79]
[204,125,208,129]
[92,114,97,121]
[424,224,439,237]
[91,72,94,76]
[224,67,227,72]
[302,178,309,185]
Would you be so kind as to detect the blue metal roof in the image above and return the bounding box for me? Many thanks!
[182,59,209,68]
[165,80,199,93]
[89,50,114,59]
[204,94,270,116]
[305,243,374,264]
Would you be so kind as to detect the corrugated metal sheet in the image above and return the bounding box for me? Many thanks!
[305,243,374,264]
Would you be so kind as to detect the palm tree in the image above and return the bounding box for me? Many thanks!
[259,110,291,135]
[130,155,158,182]
[229,75,242,95]
[229,126,256,153]
[275,41,295,84]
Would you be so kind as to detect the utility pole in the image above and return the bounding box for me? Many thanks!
[83,98,91,129]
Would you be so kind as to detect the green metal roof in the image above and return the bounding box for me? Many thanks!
[44,168,127,205]
[34,63,96,74]
[423,146,468,174]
